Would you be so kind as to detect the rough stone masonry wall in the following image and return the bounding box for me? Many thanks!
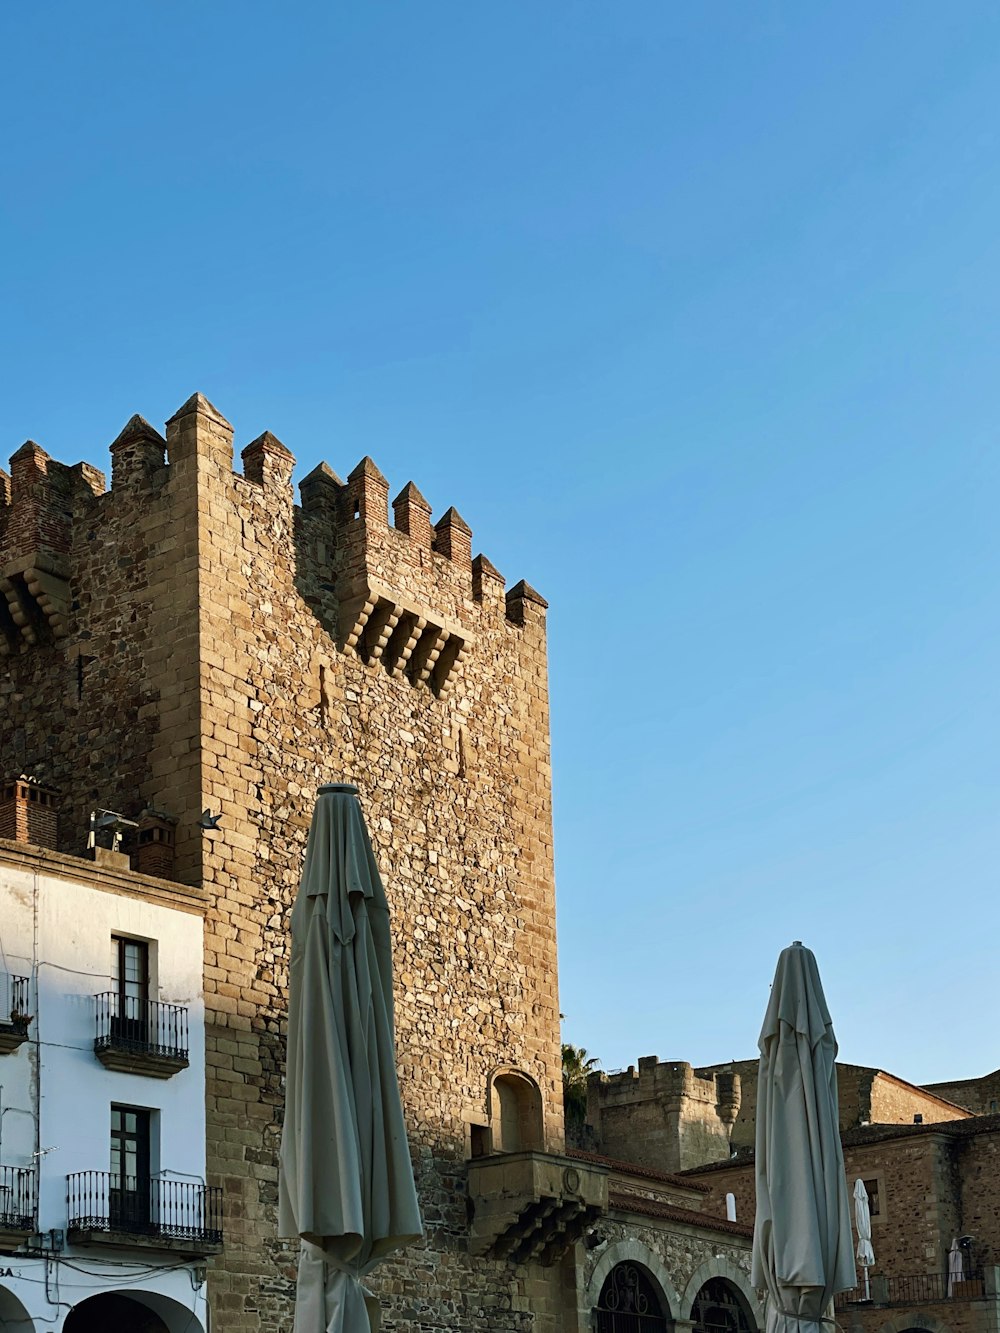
[1,395,565,1332]
[0,421,196,854]
[687,1135,964,1276]
[587,1059,738,1174]
[927,1074,1000,1118]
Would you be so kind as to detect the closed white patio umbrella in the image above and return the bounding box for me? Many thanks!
[752,941,856,1333]
[279,784,422,1333]
[853,1179,874,1301]
[947,1238,964,1297]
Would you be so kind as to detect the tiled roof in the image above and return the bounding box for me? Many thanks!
[608,1191,753,1238]
[568,1148,710,1192]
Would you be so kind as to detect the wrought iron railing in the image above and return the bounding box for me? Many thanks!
[67,1171,223,1245]
[0,973,31,1030]
[0,1164,35,1230]
[94,993,189,1061]
[835,1269,985,1307]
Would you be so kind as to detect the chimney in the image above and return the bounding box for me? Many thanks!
[0,776,59,850]
[134,809,177,880]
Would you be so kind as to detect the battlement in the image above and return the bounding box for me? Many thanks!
[592,1058,737,1107]
[0,393,546,685]
[586,1058,741,1173]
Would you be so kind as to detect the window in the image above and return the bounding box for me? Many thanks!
[595,1263,668,1332]
[110,1105,151,1232]
[692,1279,753,1333]
[111,936,148,1045]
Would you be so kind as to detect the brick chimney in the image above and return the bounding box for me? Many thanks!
[134,809,178,880]
[0,776,59,849]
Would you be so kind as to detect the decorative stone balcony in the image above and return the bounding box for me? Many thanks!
[467,1151,607,1266]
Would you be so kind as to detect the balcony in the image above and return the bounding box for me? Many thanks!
[835,1268,987,1308]
[0,974,31,1054]
[94,994,189,1078]
[0,1165,35,1249]
[468,1150,608,1264]
[67,1171,223,1255]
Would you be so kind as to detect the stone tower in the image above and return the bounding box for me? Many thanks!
[0,394,562,1329]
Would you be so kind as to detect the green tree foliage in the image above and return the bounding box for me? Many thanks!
[562,1042,600,1130]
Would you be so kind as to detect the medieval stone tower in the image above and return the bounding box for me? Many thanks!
[0,393,563,1329]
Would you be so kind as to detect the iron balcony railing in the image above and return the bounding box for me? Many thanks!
[94,993,189,1061]
[0,973,31,1030]
[0,1164,35,1231]
[67,1171,223,1245]
[835,1269,986,1307]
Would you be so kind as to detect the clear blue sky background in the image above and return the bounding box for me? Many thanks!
[2,4,998,1086]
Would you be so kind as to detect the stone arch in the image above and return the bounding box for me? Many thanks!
[876,1316,954,1333]
[487,1067,544,1152]
[63,1289,205,1333]
[0,1284,34,1332]
[681,1258,762,1329]
[583,1238,681,1324]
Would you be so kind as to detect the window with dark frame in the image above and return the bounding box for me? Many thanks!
[863,1178,880,1216]
[111,936,149,1045]
[110,1104,151,1232]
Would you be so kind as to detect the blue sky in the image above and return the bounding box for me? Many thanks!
[2,4,999,1085]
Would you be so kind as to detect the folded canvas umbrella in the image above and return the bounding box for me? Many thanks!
[947,1238,964,1297]
[752,941,856,1333]
[853,1179,874,1301]
[279,784,422,1333]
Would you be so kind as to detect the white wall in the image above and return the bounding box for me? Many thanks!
[33,867,206,1230]
[0,849,209,1332]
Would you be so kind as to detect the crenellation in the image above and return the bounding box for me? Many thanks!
[345,454,390,526]
[472,552,505,603]
[433,505,473,572]
[392,480,433,549]
[505,579,548,628]
[241,431,295,492]
[298,460,344,513]
[109,414,168,490]
[165,392,235,472]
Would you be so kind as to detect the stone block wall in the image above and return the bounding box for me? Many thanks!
[586,1059,740,1173]
[927,1073,1000,1118]
[694,1061,970,1153]
[0,394,563,1330]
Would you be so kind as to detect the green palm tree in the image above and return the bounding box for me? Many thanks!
[562,1043,600,1131]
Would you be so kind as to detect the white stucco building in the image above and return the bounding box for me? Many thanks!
[0,780,217,1333]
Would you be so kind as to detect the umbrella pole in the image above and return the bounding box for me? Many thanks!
[863,1266,870,1302]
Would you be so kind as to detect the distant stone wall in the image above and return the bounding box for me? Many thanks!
[926,1072,1000,1117]
[587,1059,740,1172]
[868,1073,972,1129]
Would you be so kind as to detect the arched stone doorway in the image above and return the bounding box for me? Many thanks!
[691,1278,755,1333]
[595,1261,671,1332]
[64,1294,169,1332]
[0,1283,34,1332]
